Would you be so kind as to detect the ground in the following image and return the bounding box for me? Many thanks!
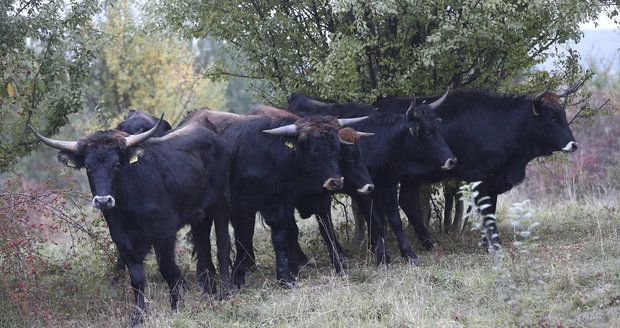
[1,191,619,328]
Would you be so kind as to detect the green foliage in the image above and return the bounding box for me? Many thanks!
[0,0,103,172]
[156,0,614,105]
[87,1,228,128]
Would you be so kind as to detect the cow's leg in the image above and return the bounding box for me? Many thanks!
[271,222,295,286]
[154,236,185,310]
[285,219,310,270]
[379,186,420,265]
[231,208,255,287]
[399,180,435,250]
[264,208,295,286]
[191,220,217,295]
[117,242,150,326]
[352,194,389,265]
[451,196,466,233]
[443,184,454,233]
[351,199,367,243]
[285,219,302,277]
[291,241,310,267]
[212,204,233,296]
[476,185,500,251]
[316,212,345,273]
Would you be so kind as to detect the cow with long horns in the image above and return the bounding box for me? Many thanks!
[288,89,456,265]
[108,109,174,281]
[176,108,368,286]
[375,83,581,250]
[29,116,233,325]
[248,104,375,273]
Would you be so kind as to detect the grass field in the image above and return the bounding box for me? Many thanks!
[1,189,619,328]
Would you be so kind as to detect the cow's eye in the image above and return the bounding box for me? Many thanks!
[113,163,121,171]
[424,130,433,139]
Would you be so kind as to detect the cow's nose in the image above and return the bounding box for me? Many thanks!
[562,141,578,153]
[92,195,116,209]
[323,177,344,191]
[357,183,375,195]
[442,158,457,170]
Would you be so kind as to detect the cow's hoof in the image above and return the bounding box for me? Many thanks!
[408,256,422,267]
[421,239,436,251]
[288,264,300,277]
[278,280,295,289]
[277,273,296,289]
[130,309,145,327]
[233,272,246,287]
[332,259,346,274]
[296,253,311,267]
[376,253,391,268]
[216,288,232,301]
[482,237,502,253]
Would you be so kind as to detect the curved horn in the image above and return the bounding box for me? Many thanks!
[428,87,449,110]
[125,113,165,148]
[356,131,375,138]
[28,125,78,152]
[557,77,587,98]
[405,93,416,118]
[338,116,368,127]
[339,138,354,145]
[534,83,552,101]
[262,124,298,136]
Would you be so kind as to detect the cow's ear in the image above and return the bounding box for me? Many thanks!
[57,151,83,169]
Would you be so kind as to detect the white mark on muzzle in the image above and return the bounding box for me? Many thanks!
[92,195,116,209]
[441,158,457,170]
[357,184,375,195]
[323,177,344,191]
[562,141,578,153]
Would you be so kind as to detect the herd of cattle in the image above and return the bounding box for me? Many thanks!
[29,85,579,324]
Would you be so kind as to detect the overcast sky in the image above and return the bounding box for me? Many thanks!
[580,14,618,31]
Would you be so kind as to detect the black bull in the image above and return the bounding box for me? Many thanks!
[29,116,233,325]
[288,91,456,265]
[248,104,375,273]
[374,88,579,249]
[176,108,369,286]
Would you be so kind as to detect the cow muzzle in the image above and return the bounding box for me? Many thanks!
[323,177,344,191]
[441,158,458,170]
[357,184,375,195]
[92,195,116,209]
[562,141,578,153]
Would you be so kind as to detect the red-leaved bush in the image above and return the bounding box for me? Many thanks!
[0,177,114,325]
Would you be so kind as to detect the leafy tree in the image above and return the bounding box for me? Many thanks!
[0,0,103,172]
[156,0,618,229]
[87,1,228,127]
[156,0,617,105]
